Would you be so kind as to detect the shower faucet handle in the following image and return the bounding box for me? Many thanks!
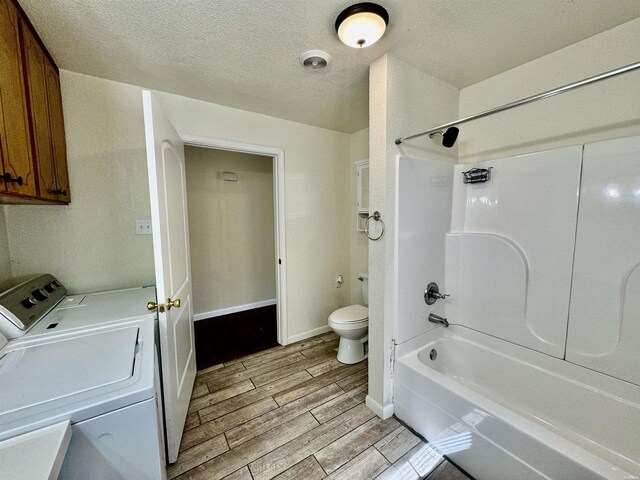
[424,282,449,305]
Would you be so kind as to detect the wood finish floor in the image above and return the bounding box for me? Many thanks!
[168,332,471,480]
[194,305,278,369]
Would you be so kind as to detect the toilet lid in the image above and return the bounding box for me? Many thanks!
[329,305,368,324]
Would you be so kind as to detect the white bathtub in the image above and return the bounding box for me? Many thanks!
[394,326,640,480]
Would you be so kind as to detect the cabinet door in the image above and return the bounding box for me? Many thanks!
[21,22,57,200]
[44,60,70,203]
[0,0,36,197]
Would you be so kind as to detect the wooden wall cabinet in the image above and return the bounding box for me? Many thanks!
[0,0,70,204]
[0,0,36,199]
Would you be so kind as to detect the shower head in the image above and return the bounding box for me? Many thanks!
[429,127,459,148]
[442,127,459,148]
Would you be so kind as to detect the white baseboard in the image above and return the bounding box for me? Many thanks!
[193,299,277,321]
[287,325,332,344]
[366,395,394,420]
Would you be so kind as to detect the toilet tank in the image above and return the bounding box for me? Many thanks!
[360,274,368,306]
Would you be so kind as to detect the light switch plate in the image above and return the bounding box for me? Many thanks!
[135,220,152,235]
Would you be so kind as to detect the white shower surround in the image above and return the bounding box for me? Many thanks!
[392,136,640,479]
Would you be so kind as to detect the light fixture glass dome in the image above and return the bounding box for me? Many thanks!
[335,3,389,48]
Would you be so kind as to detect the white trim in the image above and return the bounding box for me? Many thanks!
[179,135,288,346]
[193,299,277,321]
[366,395,395,420]
[287,325,332,344]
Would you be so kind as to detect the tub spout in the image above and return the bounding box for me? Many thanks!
[428,313,449,328]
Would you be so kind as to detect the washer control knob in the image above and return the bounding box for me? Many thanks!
[45,282,58,293]
[22,296,38,308]
[32,288,49,301]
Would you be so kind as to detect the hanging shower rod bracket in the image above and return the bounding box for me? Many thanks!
[395,60,640,146]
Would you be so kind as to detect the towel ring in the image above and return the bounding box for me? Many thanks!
[365,211,385,241]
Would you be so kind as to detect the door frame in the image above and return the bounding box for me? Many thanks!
[180,134,288,345]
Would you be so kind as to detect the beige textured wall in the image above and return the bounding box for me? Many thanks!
[3,70,351,341]
[368,55,459,413]
[349,128,369,304]
[155,91,351,340]
[185,147,275,315]
[3,72,155,294]
[0,209,12,289]
[459,18,640,163]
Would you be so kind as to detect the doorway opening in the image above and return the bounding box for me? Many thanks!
[182,137,287,368]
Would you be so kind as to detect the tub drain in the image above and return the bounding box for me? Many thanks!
[429,349,437,360]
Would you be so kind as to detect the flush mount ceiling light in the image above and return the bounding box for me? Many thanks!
[335,2,389,48]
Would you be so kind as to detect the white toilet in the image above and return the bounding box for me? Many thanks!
[328,274,368,364]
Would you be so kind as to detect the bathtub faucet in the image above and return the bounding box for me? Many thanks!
[428,313,449,328]
[424,282,450,305]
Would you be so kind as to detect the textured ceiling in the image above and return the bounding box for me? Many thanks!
[17,0,640,133]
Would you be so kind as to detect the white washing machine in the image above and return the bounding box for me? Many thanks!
[0,275,166,479]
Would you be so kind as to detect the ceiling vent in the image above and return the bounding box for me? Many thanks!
[299,50,331,71]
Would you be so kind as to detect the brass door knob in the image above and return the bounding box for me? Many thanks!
[147,301,164,312]
[166,298,181,310]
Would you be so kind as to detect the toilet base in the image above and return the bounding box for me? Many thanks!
[337,336,368,364]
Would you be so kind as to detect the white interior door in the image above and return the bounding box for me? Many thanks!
[142,90,197,463]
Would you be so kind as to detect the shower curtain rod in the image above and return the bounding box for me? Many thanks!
[395,60,640,146]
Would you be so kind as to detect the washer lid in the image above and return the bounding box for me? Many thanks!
[0,327,139,414]
[329,305,368,323]
[26,287,157,338]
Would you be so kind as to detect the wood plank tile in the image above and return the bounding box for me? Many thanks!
[170,332,399,480]
[225,383,344,448]
[191,383,209,400]
[299,339,339,359]
[222,466,253,480]
[241,337,325,369]
[320,331,338,342]
[336,368,368,391]
[250,354,336,387]
[325,446,390,480]
[184,412,200,432]
[424,460,469,480]
[195,361,246,385]
[167,434,228,479]
[273,456,325,480]
[375,460,420,480]
[375,426,422,464]
[248,403,375,480]
[223,344,285,366]
[273,361,366,406]
[310,383,368,424]
[206,352,307,391]
[306,358,343,377]
[186,398,278,449]
[198,370,312,422]
[196,363,225,376]
[224,335,324,367]
[188,380,254,414]
[176,412,319,480]
[400,443,446,478]
[315,416,400,474]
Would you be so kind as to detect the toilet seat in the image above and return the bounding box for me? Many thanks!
[329,305,368,325]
